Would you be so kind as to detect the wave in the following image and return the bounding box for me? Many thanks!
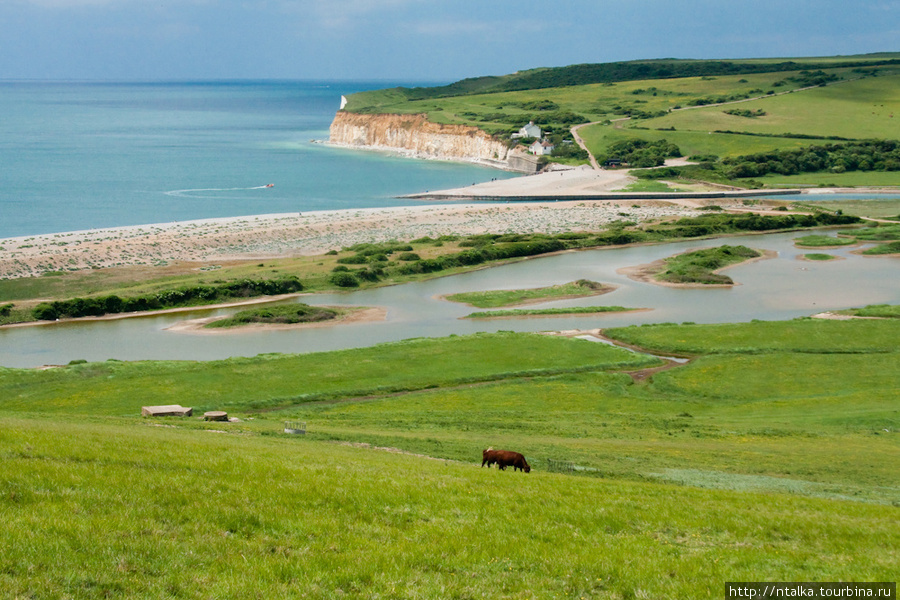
[165,184,274,198]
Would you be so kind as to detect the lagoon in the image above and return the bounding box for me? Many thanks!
[2,230,897,368]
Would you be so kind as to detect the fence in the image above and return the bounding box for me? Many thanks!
[284,421,306,435]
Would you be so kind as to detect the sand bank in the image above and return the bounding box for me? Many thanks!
[166,306,387,334]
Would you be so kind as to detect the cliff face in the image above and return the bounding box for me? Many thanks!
[329,112,514,168]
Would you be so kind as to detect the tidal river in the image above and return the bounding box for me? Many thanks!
[1,231,897,368]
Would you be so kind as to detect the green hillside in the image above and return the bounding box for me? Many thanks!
[1,321,898,598]
[342,54,900,187]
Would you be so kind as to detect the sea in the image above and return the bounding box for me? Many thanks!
[0,80,516,240]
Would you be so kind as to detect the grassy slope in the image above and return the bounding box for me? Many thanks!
[4,416,895,599]
[579,72,900,160]
[1,322,899,597]
[345,58,900,187]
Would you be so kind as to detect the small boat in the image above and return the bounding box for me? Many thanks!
[265,183,274,188]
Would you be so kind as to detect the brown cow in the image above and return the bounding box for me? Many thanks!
[482,448,530,473]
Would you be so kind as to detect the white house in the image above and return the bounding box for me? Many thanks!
[513,121,542,139]
[529,140,555,156]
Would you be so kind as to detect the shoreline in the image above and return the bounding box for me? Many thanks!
[0,200,713,280]
[165,306,388,334]
[1,173,896,281]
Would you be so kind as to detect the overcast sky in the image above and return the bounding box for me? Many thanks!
[1,0,897,82]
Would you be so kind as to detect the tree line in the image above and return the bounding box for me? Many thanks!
[32,277,303,321]
[721,140,900,178]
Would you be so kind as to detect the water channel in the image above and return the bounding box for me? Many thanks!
[1,230,897,368]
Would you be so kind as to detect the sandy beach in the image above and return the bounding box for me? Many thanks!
[0,194,718,279]
[1,163,834,280]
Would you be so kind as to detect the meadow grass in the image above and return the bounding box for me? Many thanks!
[465,306,635,319]
[204,303,339,328]
[837,303,900,318]
[793,198,900,219]
[2,320,899,597]
[862,241,900,255]
[604,317,900,355]
[0,332,659,415]
[2,416,896,599]
[803,253,836,260]
[656,245,761,285]
[444,280,608,308]
[639,73,900,141]
[793,234,857,247]
[849,223,900,241]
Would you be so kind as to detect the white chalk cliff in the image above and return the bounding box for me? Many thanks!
[329,112,534,170]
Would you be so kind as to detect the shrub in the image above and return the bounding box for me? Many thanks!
[330,272,360,287]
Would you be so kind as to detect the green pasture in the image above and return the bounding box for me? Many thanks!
[793,198,900,219]
[638,73,900,141]
[0,332,659,415]
[604,317,900,355]
[838,303,900,318]
[577,124,815,162]
[2,318,899,597]
[3,416,895,599]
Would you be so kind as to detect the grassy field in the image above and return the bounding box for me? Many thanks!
[792,198,900,219]
[837,303,900,318]
[444,280,609,308]
[1,319,898,597]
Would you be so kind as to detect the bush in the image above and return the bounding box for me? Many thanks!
[330,272,360,288]
[31,277,304,321]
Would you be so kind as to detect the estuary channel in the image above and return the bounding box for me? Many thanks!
[1,230,897,368]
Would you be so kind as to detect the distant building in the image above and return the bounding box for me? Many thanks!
[513,121,542,139]
[529,140,555,156]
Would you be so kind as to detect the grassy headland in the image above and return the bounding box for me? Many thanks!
[340,54,900,188]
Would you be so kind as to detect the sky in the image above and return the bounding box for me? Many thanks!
[1,0,897,82]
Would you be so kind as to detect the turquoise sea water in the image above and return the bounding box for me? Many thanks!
[0,80,515,239]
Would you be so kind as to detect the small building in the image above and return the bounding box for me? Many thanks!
[512,121,542,139]
[529,140,555,156]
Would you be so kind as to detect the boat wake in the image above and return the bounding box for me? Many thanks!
[165,184,274,198]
